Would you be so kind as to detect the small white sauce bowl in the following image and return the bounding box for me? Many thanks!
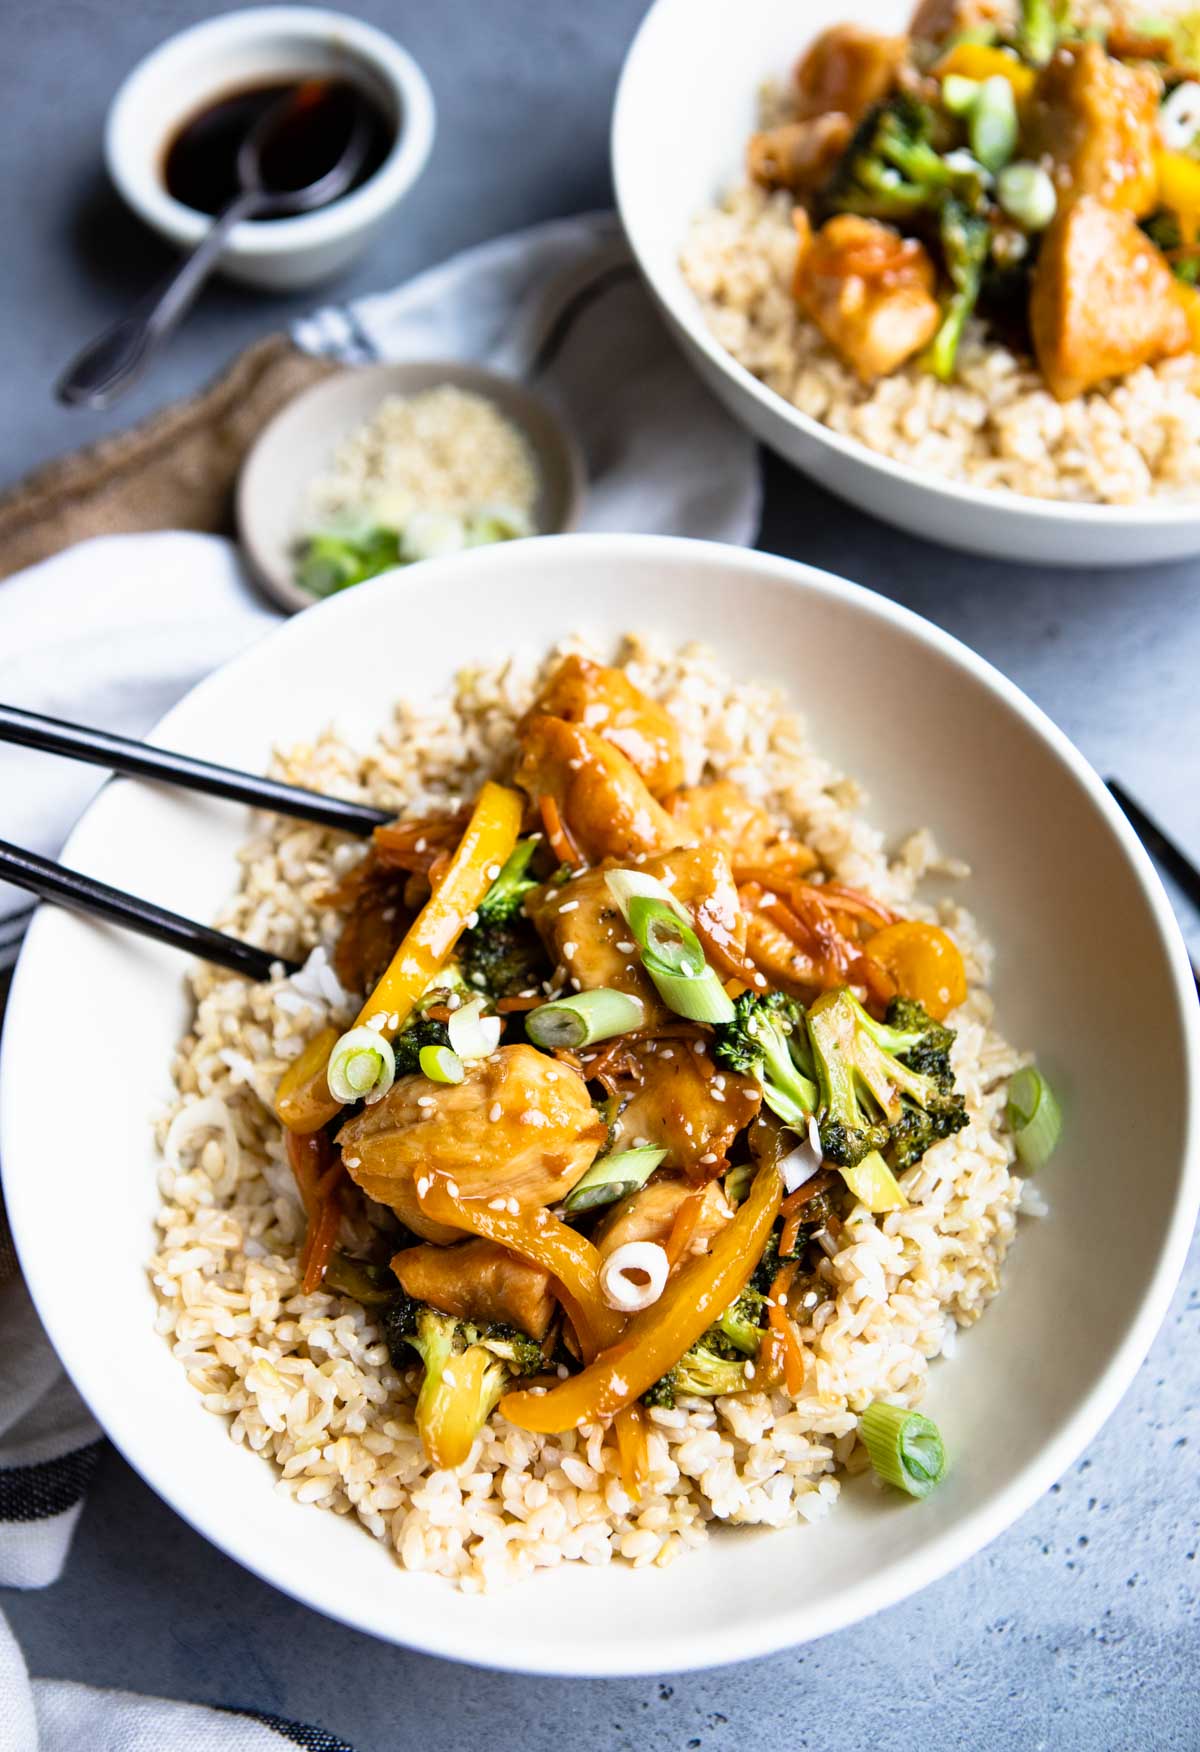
[104,6,436,292]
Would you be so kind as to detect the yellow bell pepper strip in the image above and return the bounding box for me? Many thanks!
[1156,149,1200,244]
[417,1175,626,1358]
[500,1158,783,1434]
[274,780,523,1133]
[613,1402,650,1502]
[933,41,1035,100]
[275,1026,340,1134]
[419,1344,496,1471]
[863,920,967,1021]
[1176,281,1200,350]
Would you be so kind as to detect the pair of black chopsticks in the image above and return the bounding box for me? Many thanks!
[0,702,393,981]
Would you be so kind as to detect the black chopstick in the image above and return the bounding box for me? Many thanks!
[1107,778,1200,997]
[0,702,393,838]
[1107,780,1200,912]
[0,838,299,981]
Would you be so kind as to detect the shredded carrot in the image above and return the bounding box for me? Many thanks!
[767,1262,807,1396]
[538,794,582,868]
[285,1129,326,1220]
[495,994,542,1012]
[816,883,897,928]
[614,1402,651,1502]
[664,1190,706,1268]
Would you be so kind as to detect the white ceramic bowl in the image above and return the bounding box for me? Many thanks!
[2,536,1197,1674]
[106,7,435,291]
[613,0,1200,567]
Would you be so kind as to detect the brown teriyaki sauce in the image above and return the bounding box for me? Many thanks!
[162,79,395,218]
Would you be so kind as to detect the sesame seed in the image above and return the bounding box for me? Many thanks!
[693,1041,706,1055]
[416,1176,431,1197]
[488,1197,507,1210]
[507,1197,520,1215]
[414,838,427,853]
[344,1156,361,1168]
[489,1102,502,1122]
[486,864,502,880]
[446,1180,459,1198]
[466,911,480,929]
[616,940,635,953]
[745,1361,756,1380]
[558,900,579,915]
[562,942,576,958]
[556,1363,570,1379]
[699,1152,718,1164]
[660,1049,674,1060]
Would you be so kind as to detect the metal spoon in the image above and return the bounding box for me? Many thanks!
[56,82,370,411]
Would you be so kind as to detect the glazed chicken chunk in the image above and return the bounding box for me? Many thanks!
[391,1237,555,1339]
[1030,198,1191,401]
[794,24,906,123]
[593,1176,733,1262]
[337,1045,605,1240]
[748,114,855,193]
[606,1040,760,1172]
[526,843,748,1010]
[1024,41,1161,218]
[794,213,942,384]
[667,779,817,881]
[522,654,685,799]
[516,715,686,863]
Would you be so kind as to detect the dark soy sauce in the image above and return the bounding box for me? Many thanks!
[163,79,395,219]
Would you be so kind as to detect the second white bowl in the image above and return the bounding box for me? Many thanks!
[613,0,1200,566]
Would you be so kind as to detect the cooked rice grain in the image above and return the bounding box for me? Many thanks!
[150,638,1026,1590]
[681,182,1200,506]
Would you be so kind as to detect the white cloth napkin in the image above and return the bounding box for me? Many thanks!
[0,213,757,1747]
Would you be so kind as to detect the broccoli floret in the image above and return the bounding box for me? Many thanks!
[643,1334,752,1410]
[390,1014,451,1078]
[926,200,991,381]
[457,916,548,1000]
[383,1294,544,1464]
[713,1285,767,1357]
[713,990,818,1130]
[644,1287,767,1408]
[475,839,540,925]
[821,96,950,221]
[806,988,968,1172]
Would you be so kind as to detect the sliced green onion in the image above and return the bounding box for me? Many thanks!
[859,1403,947,1500]
[563,1146,667,1214]
[1006,1065,1062,1169]
[643,965,735,1024]
[996,160,1056,230]
[627,896,706,978]
[447,996,502,1061]
[941,73,981,116]
[723,1163,755,1208]
[419,1043,465,1085]
[327,1026,396,1104]
[608,873,735,1023]
[603,867,689,926]
[526,988,645,1050]
[970,75,1018,172]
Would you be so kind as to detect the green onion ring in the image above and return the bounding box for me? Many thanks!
[859,1403,947,1499]
[526,988,646,1051]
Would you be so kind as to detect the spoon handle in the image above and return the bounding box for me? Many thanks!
[56,189,263,411]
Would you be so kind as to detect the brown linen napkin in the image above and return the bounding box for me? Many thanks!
[0,335,339,583]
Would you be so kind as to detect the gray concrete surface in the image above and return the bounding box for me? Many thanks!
[2,2,1199,1747]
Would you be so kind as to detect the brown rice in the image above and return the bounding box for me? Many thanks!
[149,638,1031,1590]
[681,147,1200,507]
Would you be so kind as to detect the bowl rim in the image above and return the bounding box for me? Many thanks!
[3,533,1198,1673]
[105,4,436,256]
[612,0,1200,530]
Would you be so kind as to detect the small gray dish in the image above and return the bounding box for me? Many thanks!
[236,359,586,613]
